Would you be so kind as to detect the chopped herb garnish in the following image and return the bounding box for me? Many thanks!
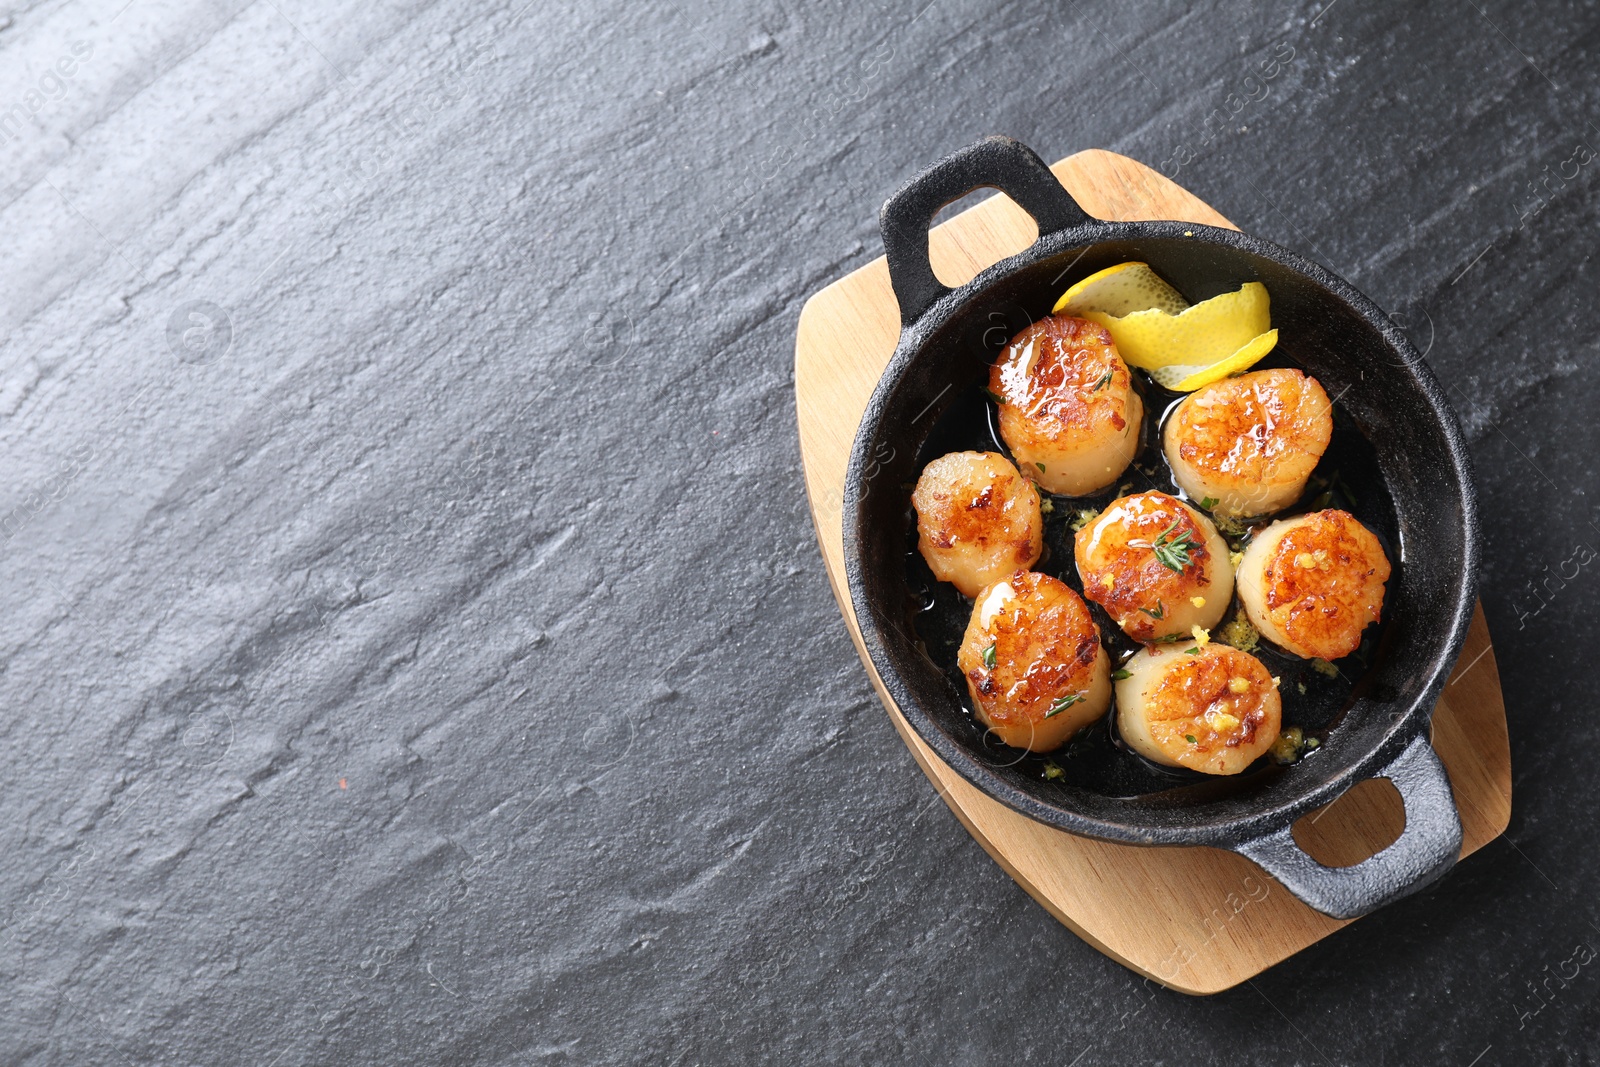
[1199,496,1218,510]
[1151,519,1199,574]
[1184,646,1200,655]
[1042,761,1065,780]
[983,388,1006,405]
[1091,369,1114,391]
[1112,668,1131,681]
[1185,734,1197,744]
[1139,600,1166,620]
[1035,462,1046,473]
[982,642,997,669]
[1045,693,1085,719]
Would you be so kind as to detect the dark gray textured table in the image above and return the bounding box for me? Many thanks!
[1,0,1594,1063]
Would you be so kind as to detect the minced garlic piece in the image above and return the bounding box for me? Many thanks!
[1205,709,1240,733]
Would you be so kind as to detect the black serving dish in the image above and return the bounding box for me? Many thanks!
[843,136,1478,919]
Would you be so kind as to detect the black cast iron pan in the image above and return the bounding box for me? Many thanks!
[842,136,1478,919]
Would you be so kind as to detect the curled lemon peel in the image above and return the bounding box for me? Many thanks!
[1053,263,1278,393]
[1078,282,1272,371]
[1150,329,1279,391]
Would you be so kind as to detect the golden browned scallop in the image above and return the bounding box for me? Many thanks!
[1074,492,1232,643]
[1235,509,1391,661]
[1115,642,1282,775]
[956,572,1111,752]
[1163,368,1333,519]
[990,314,1142,496]
[911,451,1043,598]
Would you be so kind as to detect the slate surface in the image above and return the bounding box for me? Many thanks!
[0,0,1595,1063]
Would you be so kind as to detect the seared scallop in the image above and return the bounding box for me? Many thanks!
[1116,642,1282,775]
[1236,509,1391,661]
[1075,492,1232,642]
[957,572,1111,752]
[911,451,1043,598]
[1164,368,1333,519]
[990,314,1142,497]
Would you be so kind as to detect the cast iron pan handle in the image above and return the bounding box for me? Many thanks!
[1233,734,1463,919]
[880,135,1095,327]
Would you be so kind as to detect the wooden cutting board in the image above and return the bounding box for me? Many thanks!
[793,149,1512,995]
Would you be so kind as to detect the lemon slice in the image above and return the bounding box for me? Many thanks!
[1146,329,1279,390]
[1079,281,1272,371]
[1051,264,1278,392]
[1052,262,1188,317]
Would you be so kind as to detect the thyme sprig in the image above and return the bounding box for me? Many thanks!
[1151,519,1199,574]
[1045,693,1085,719]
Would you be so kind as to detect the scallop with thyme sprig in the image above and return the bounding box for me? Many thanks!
[1074,491,1232,643]
[957,572,1111,753]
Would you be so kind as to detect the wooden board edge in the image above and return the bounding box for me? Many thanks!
[1444,609,1514,847]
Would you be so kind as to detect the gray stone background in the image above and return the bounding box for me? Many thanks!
[0,0,1594,1063]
